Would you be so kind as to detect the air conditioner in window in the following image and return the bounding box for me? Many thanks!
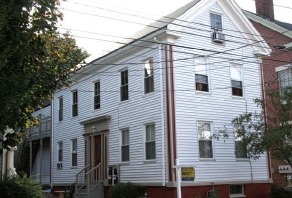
[212,31,225,43]
[57,162,63,169]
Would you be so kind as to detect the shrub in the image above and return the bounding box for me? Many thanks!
[0,173,45,198]
[109,182,145,198]
[270,185,292,198]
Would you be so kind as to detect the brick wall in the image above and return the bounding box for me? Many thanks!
[250,20,292,187]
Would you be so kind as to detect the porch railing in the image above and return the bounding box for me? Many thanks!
[75,165,89,193]
[85,163,102,196]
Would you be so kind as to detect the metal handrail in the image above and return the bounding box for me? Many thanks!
[75,165,90,193]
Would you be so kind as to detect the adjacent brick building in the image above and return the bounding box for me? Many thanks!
[245,0,292,188]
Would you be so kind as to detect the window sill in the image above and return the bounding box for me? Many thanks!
[119,162,130,166]
[236,158,249,162]
[232,95,244,99]
[199,158,216,162]
[70,166,78,169]
[119,99,129,105]
[143,159,156,164]
[195,91,211,95]
[142,92,155,98]
[230,194,246,198]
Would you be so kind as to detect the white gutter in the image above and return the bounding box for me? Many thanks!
[154,37,166,186]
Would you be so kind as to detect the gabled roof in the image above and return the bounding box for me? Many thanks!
[83,0,270,71]
[89,0,201,65]
[243,10,292,47]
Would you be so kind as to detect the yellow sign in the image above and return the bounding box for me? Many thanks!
[181,167,195,181]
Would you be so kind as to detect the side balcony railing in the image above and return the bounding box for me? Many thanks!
[27,117,51,141]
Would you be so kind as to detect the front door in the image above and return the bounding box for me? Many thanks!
[95,135,102,167]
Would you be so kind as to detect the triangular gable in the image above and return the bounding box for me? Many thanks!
[167,0,271,57]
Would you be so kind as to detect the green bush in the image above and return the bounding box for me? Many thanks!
[109,182,145,198]
[0,173,45,198]
[270,185,292,198]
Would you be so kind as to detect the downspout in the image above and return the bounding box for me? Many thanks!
[154,37,166,186]
[259,58,272,180]
[50,95,54,189]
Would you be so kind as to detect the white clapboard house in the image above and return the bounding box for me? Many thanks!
[51,0,272,197]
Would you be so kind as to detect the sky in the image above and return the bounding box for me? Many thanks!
[58,0,292,62]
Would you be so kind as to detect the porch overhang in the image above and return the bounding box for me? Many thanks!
[80,115,111,125]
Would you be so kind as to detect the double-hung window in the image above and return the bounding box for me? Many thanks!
[230,185,244,196]
[278,70,292,95]
[144,60,154,94]
[120,69,128,101]
[58,142,63,162]
[72,139,77,166]
[94,81,100,109]
[72,90,78,116]
[198,122,213,158]
[121,129,129,162]
[59,97,63,121]
[230,64,243,97]
[194,57,209,92]
[145,124,155,160]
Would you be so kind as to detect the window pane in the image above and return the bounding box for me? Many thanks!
[235,141,247,158]
[146,142,155,160]
[198,123,211,140]
[72,140,77,152]
[194,57,207,76]
[58,150,63,161]
[72,153,77,166]
[122,130,129,145]
[122,145,129,161]
[199,140,213,158]
[145,76,154,94]
[144,60,153,77]
[230,66,241,81]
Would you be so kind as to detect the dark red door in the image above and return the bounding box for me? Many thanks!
[95,135,102,166]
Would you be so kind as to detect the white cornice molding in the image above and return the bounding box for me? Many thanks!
[244,11,292,39]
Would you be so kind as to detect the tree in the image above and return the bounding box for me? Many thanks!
[215,87,292,166]
[0,0,89,151]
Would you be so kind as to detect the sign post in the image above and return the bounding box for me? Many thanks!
[174,159,196,198]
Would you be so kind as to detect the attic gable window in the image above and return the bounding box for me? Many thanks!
[210,13,222,30]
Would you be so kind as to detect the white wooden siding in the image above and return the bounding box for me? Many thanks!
[52,45,167,184]
[173,2,268,183]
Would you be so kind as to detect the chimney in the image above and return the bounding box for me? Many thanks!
[255,0,274,21]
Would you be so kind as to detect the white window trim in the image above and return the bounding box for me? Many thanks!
[229,184,245,198]
[142,59,155,95]
[275,65,290,72]
[197,121,215,160]
[119,68,129,102]
[120,128,130,163]
[193,56,211,93]
[143,123,156,162]
[71,139,78,167]
[230,63,244,98]
[93,80,101,110]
